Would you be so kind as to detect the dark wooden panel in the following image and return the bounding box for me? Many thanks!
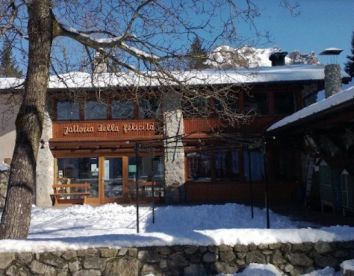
[185,181,301,204]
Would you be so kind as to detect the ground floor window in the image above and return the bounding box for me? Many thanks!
[56,155,164,203]
[128,156,164,197]
[243,149,264,181]
[187,148,265,182]
[187,149,241,182]
[57,157,99,198]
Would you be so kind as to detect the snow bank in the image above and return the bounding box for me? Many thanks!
[0,203,354,253]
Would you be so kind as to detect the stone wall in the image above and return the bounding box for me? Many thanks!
[35,110,54,208]
[1,241,354,275]
[0,170,8,208]
[162,91,186,203]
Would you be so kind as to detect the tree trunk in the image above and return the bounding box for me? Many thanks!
[0,0,53,239]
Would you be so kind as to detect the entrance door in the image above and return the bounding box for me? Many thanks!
[100,156,128,203]
[102,157,124,202]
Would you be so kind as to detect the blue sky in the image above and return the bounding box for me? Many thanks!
[8,0,354,73]
[235,0,354,67]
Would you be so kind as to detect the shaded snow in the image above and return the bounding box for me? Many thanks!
[302,267,338,276]
[1,203,354,253]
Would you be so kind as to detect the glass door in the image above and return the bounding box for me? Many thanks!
[103,157,123,202]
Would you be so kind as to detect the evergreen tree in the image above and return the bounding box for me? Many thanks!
[188,37,207,70]
[345,31,354,78]
[0,39,22,78]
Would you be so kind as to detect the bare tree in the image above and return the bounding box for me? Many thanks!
[0,0,298,239]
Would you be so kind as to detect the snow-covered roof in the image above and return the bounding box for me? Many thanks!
[0,65,347,90]
[0,78,23,90]
[267,80,354,132]
[205,45,319,68]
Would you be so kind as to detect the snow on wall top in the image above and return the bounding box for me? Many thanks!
[267,80,354,132]
[0,65,340,90]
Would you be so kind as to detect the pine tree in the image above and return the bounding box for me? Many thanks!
[345,31,354,78]
[188,37,207,70]
[0,39,22,78]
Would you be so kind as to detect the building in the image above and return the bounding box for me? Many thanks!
[0,60,349,207]
[267,73,354,214]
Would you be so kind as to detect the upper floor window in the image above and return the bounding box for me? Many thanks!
[274,93,294,115]
[57,101,80,121]
[183,97,208,118]
[85,101,108,120]
[112,101,134,119]
[139,97,160,119]
[244,93,268,115]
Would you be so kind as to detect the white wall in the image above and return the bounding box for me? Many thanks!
[0,93,21,163]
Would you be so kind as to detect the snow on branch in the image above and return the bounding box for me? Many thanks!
[57,23,160,62]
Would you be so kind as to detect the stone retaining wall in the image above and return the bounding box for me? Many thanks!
[0,170,8,208]
[1,241,354,275]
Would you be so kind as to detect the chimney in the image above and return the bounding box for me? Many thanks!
[269,51,288,66]
[93,50,108,74]
[320,48,343,97]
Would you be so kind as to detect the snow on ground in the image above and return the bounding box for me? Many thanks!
[1,203,354,253]
[299,267,338,276]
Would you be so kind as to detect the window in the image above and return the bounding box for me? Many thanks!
[215,150,240,179]
[214,96,239,114]
[243,149,264,181]
[57,101,80,120]
[244,93,267,115]
[112,100,134,119]
[187,149,240,181]
[128,156,164,197]
[139,97,160,119]
[183,97,208,117]
[187,152,211,181]
[57,157,99,198]
[84,101,108,120]
[274,93,294,115]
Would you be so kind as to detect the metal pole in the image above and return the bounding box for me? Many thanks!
[135,142,140,233]
[263,141,270,229]
[151,148,155,224]
[248,147,254,219]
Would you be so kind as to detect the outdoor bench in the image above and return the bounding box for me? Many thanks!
[51,183,90,206]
